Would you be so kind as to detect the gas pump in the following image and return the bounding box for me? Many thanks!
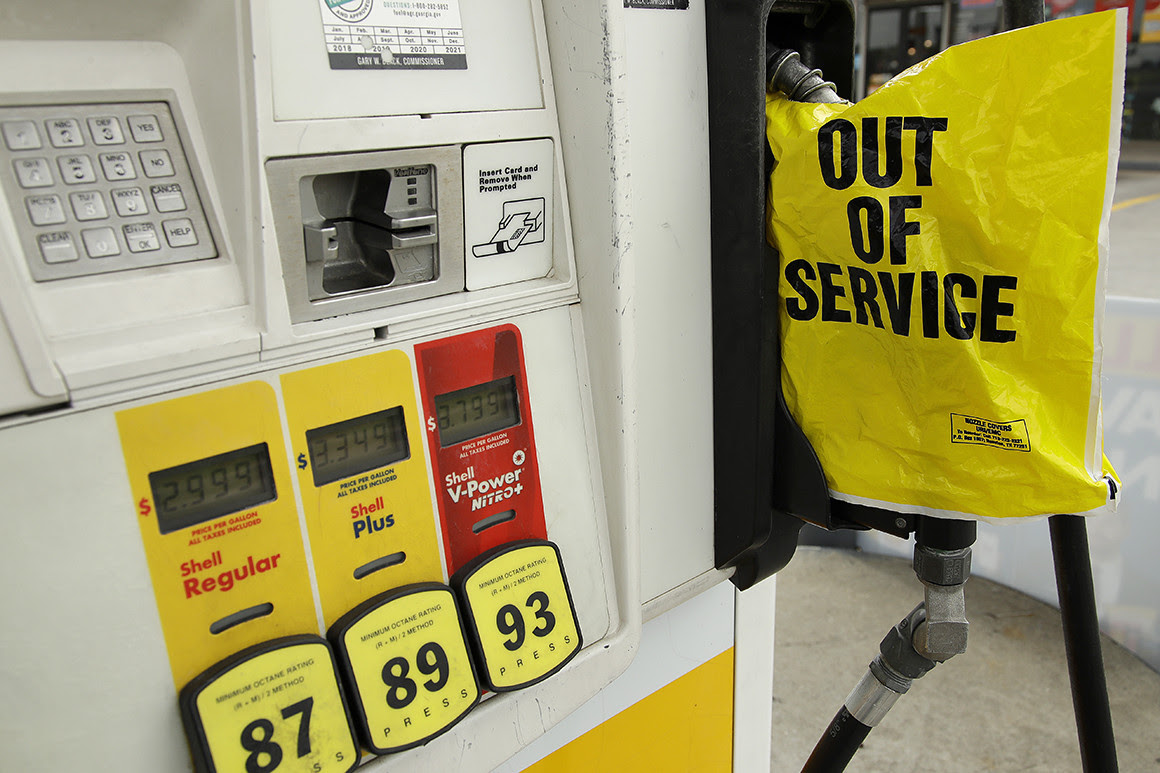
[0,2,775,772]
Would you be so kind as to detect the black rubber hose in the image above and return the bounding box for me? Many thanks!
[801,706,872,772]
[1050,514,1119,772]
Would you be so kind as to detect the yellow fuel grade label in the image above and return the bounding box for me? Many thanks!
[454,540,581,691]
[117,381,317,688]
[329,584,480,754]
[181,636,358,773]
[280,350,444,626]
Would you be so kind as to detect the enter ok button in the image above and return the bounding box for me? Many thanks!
[162,218,198,247]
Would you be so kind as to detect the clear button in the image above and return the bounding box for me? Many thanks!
[38,232,79,263]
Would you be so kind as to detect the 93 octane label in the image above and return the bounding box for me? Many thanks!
[331,585,480,754]
[456,541,581,691]
[317,0,467,70]
[186,639,357,773]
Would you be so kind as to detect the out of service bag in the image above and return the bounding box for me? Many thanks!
[765,12,1124,520]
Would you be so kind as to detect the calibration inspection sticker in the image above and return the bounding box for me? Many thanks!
[317,0,467,70]
[950,414,1031,453]
[329,585,480,754]
[453,540,581,692]
[181,636,358,773]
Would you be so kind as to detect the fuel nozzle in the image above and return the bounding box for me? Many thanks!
[766,49,844,104]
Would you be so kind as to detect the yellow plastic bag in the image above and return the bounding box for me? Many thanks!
[766,12,1124,520]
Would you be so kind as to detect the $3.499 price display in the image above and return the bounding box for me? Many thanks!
[329,584,480,755]
[179,636,358,773]
[454,540,581,691]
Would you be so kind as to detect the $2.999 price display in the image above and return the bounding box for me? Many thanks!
[328,584,481,755]
[180,636,358,773]
[454,540,582,691]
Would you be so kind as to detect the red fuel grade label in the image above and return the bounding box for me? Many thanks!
[415,325,547,575]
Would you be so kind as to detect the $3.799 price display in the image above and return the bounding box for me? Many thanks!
[180,636,358,773]
[454,540,581,691]
[328,584,481,754]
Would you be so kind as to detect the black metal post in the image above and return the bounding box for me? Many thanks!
[1050,514,1119,772]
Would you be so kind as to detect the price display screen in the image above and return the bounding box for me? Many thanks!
[305,406,410,487]
[434,376,520,447]
[149,443,277,534]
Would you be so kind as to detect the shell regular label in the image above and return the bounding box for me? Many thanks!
[280,351,443,627]
[415,325,546,576]
[116,381,317,688]
[332,585,479,753]
[456,541,580,691]
[184,637,357,773]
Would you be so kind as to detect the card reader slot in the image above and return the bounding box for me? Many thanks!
[209,602,274,635]
[353,551,407,580]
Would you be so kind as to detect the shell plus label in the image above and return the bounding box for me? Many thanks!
[330,585,480,754]
[280,351,443,627]
[454,541,581,691]
[951,414,1031,452]
[317,0,467,71]
[182,637,358,773]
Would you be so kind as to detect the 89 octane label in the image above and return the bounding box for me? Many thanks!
[183,637,357,773]
[330,585,480,754]
[455,540,581,691]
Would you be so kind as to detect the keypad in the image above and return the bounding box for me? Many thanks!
[0,101,217,281]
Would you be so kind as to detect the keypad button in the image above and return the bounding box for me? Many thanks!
[57,154,97,185]
[25,194,67,226]
[124,223,161,253]
[87,116,125,145]
[111,187,148,217]
[140,149,175,178]
[99,151,136,181]
[70,191,109,221]
[81,226,120,257]
[127,114,164,143]
[38,232,79,263]
[45,118,85,148]
[2,120,42,150]
[162,218,198,247]
[13,158,54,188]
[151,183,186,212]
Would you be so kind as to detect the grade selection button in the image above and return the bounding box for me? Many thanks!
[25,194,66,226]
[99,151,136,181]
[124,223,161,253]
[151,183,186,212]
[140,149,175,178]
[57,154,97,185]
[87,116,125,145]
[13,158,53,188]
[163,218,198,247]
[2,120,41,151]
[70,191,109,221]
[112,187,148,216]
[127,114,163,143]
[45,118,84,148]
[81,226,120,258]
[38,231,78,263]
